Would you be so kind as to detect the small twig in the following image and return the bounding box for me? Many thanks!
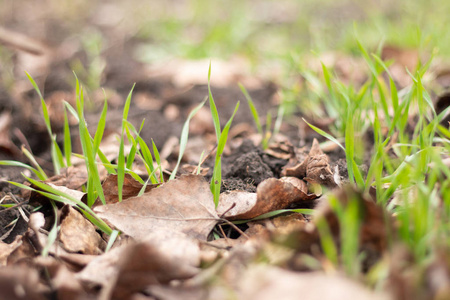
[219,202,236,219]
[0,26,49,55]
[218,218,250,240]
[218,224,228,241]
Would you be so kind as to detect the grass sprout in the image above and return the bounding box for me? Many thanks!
[169,97,207,180]
[208,62,240,207]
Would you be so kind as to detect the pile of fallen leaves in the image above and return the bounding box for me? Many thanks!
[1,136,449,300]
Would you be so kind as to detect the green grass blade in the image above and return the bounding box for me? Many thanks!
[125,125,137,170]
[50,135,65,174]
[138,137,158,184]
[105,230,120,252]
[117,129,126,202]
[63,101,80,123]
[316,216,338,266]
[93,99,108,154]
[170,98,206,180]
[208,63,221,141]
[211,101,240,207]
[42,201,59,257]
[26,72,65,173]
[152,139,164,183]
[14,177,112,235]
[0,160,46,181]
[122,84,136,122]
[239,83,262,135]
[21,147,48,180]
[303,118,345,152]
[117,84,136,202]
[63,107,72,167]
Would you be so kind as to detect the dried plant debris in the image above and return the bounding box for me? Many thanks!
[100,173,159,205]
[282,139,337,188]
[94,174,219,241]
[59,205,105,255]
[218,177,316,221]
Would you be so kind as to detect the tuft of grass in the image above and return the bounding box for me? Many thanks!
[208,62,240,207]
[300,36,450,276]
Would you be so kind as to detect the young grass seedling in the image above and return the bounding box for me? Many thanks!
[208,62,240,207]
[26,72,65,174]
[117,84,136,202]
[169,97,207,180]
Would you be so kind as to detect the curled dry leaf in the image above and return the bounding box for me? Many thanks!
[0,237,21,266]
[0,111,19,156]
[224,177,317,221]
[59,205,105,255]
[94,174,218,241]
[282,138,336,188]
[7,234,37,265]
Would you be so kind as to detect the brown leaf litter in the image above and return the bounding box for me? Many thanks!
[94,174,219,241]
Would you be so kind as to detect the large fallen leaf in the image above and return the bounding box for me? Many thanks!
[220,177,317,220]
[94,175,218,241]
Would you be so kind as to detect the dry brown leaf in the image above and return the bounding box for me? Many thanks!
[58,252,97,272]
[0,265,47,300]
[224,177,317,221]
[34,256,88,300]
[100,173,159,205]
[59,205,105,255]
[7,234,37,265]
[237,265,390,300]
[77,237,199,299]
[75,243,127,288]
[94,174,218,241]
[46,166,89,190]
[0,111,19,156]
[0,236,21,266]
[264,139,295,160]
[107,241,199,299]
[217,191,257,218]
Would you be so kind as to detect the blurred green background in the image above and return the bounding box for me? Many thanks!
[1,0,449,68]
